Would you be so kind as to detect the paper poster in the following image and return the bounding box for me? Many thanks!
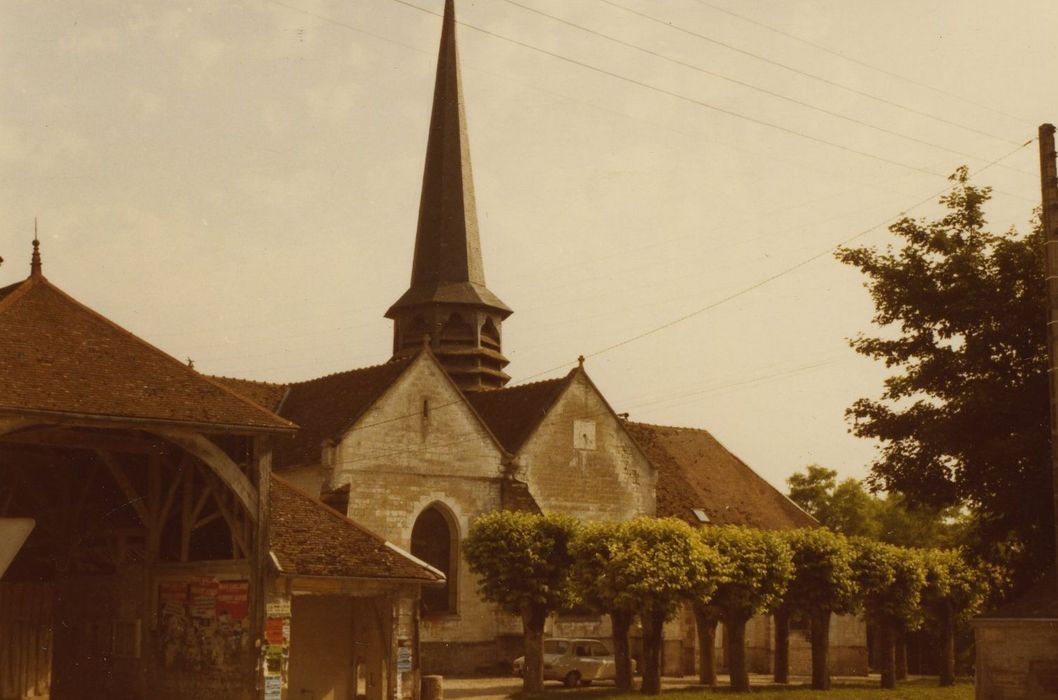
[157,577,251,671]
[264,676,282,700]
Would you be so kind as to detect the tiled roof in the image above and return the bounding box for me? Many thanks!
[464,372,574,453]
[0,275,294,432]
[269,474,443,583]
[211,376,288,413]
[271,358,414,468]
[625,422,817,530]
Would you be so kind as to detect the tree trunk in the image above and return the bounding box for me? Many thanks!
[521,605,547,692]
[895,626,908,680]
[809,609,831,690]
[693,606,718,686]
[773,607,790,684]
[938,602,956,687]
[611,609,635,691]
[878,619,896,689]
[724,611,751,692]
[640,608,666,695]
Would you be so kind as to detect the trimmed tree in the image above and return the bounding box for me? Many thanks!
[616,517,726,695]
[463,511,578,692]
[920,548,992,686]
[697,526,793,692]
[569,521,637,690]
[781,528,856,690]
[850,539,926,689]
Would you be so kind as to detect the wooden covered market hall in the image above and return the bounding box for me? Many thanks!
[0,242,443,700]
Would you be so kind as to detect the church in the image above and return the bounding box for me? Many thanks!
[213,0,866,679]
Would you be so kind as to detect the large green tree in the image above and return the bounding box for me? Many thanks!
[616,517,726,695]
[697,526,793,692]
[920,548,995,686]
[463,511,578,692]
[850,539,926,689]
[781,528,857,690]
[569,521,638,690]
[787,464,964,547]
[835,171,1052,589]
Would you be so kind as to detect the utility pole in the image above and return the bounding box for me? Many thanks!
[1039,123,1058,591]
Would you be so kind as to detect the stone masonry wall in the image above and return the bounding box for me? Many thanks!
[334,355,508,651]
[516,372,655,522]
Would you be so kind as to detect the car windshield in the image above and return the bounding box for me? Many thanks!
[543,640,569,654]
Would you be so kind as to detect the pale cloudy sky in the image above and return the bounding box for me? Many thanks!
[1,0,1054,490]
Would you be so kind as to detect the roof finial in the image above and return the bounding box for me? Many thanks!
[577,355,585,368]
[30,219,42,278]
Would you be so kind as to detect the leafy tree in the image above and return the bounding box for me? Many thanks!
[569,521,637,690]
[781,528,857,690]
[836,168,1052,590]
[920,549,994,686]
[697,526,793,691]
[615,517,726,695]
[463,511,578,692]
[850,539,926,689]
[787,465,966,548]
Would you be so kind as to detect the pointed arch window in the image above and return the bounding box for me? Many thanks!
[411,504,459,613]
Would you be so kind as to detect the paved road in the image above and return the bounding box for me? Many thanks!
[444,674,891,700]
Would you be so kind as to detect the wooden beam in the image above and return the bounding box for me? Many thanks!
[200,475,248,557]
[96,450,151,528]
[0,427,159,454]
[0,418,36,438]
[158,453,190,531]
[149,429,258,518]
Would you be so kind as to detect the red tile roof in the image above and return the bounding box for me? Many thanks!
[269,358,414,467]
[625,422,817,530]
[0,275,294,432]
[269,474,443,582]
[464,372,575,453]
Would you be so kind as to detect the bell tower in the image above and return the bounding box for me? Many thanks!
[386,0,512,391]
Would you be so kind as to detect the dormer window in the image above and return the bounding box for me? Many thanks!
[692,508,710,523]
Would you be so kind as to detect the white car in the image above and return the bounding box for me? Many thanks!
[513,638,617,687]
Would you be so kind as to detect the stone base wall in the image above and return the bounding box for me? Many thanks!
[422,635,523,676]
[974,619,1058,700]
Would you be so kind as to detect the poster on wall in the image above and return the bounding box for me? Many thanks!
[157,577,250,671]
[263,596,291,689]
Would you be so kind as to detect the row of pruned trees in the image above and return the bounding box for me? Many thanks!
[463,511,994,694]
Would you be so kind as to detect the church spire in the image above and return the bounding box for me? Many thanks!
[387,0,512,392]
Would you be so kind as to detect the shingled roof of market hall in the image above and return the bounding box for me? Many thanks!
[0,240,295,433]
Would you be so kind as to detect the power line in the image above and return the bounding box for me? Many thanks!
[598,0,1023,146]
[688,0,1033,127]
[514,138,1036,383]
[498,0,1033,178]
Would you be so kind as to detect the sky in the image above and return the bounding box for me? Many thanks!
[1,0,1055,491]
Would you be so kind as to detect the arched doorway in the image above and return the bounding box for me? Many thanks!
[410,505,458,613]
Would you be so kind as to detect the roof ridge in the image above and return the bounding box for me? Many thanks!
[627,420,713,434]
[210,374,287,389]
[486,369,576,393]
[288,356,411,387]
[17,278,296,431]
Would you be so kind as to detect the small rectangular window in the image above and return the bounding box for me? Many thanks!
[573,420,596,450]
[692,508,710,523]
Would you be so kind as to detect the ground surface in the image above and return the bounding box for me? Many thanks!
[444,675,974,700]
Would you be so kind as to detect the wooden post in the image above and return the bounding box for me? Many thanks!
[1039,123,1058,592]
[251,435,272,700]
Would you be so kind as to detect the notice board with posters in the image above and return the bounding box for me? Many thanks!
[156,576,251,672]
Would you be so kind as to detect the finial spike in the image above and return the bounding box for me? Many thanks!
[30,221,42,278]
[577,355,585,368]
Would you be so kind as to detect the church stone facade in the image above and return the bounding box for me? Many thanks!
[217,0,866,678]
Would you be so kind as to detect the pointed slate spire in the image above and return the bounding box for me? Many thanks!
[387,0,512,391]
